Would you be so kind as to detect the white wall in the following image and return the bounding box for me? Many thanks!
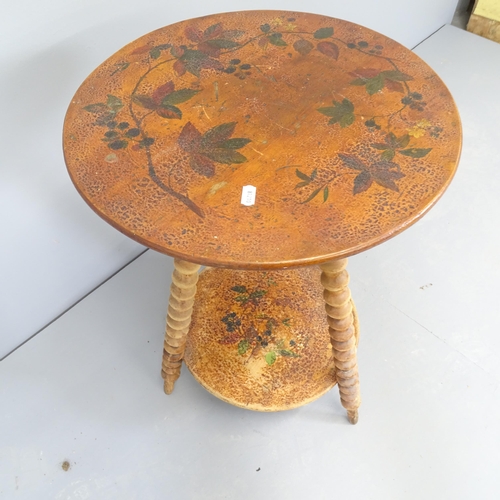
[0,0,460,359]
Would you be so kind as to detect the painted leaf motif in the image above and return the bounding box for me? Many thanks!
[323,186,329,202]
[189,154,215,177]
[185,25,203,43]
[265,351,277,365]
[399,148,432,158]
[108,140,128,150]
[279,349,298,357]
[314,27,334,39]
[338,153,366,171]
[268,33,287,47]
[317,41,339,60]
[295,169,311,182]
[231,285,247,293]
[203,149,247,164]
[353,171,373,194]
[202,122,236,147]
[295,181,309,189]
[173,59,186,76]
[157,105,182,119]
[162,89,200,106]
[293,39,314,56]
[178,122,202,153]
[301,187,322,203]
[366,74,384,95]
[130,44,151,55]
[318,99,355,127]
[238,340,249,355]
[384,79,404,93]
[260,24,271,33]
[222,29,245,40]
[132,95,157,110]
[106,95,123,112]
[152,82,175,104]
[149,47,161,59]
[371,161,405,191]
[381,149,395,161]
[206,39,240,49]
[204,23,223,38]
[380,70,414,81]
[83,103,107,113]
[219,138,251,149]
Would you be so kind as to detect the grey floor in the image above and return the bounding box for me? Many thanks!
[1,25,500,499]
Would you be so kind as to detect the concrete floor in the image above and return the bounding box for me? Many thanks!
[1,25,500,499]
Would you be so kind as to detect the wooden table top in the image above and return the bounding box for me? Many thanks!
[63,11,461,269]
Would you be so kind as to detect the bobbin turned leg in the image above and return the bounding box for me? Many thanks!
[319,259,361,424]
[161,259,201,395]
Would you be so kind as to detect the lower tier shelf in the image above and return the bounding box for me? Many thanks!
[184,266,358,411]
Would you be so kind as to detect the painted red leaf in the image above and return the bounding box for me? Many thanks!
[338,153,366,171]
[156,105,182,119]
[384,79,404,93]
[130,44,151,55]
[152,81,175,105]
[258,37,268,48]
[317,41,339,60]
[173,59,186,76]
[353,171,373,194]
[197,41,221,58]
[178,122,202,153]
[349,68,380,79]
[190,154,215,177]
[170,45,185,58]
[132,95,157,110]
[185,25,203,43]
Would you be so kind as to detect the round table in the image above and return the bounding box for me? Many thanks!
[63,11,461,424]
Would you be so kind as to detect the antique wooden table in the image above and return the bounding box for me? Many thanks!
[63,11,461,424]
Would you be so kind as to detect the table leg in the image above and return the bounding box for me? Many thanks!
[319,259,361,424]
[161,259,201,395]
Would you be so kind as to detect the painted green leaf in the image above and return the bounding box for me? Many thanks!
[203,149,247,164]
[132,95,157,110]
[350,78,366,86]
[231,285,247,293]
[106,95,123,112]
[366,75,384,95]
[295,169,311,182]
[234,295,249,303]
[381,149,396,161]
[278,349,298,357]
[293,39,314,55]
[282,318,291,326]
[162,88,200,106]
[319,98,355,127]
[238,340,249,355]
[314,27,334,39]
[397,134,411,148]
[149,47,161,59]
[399,148,432,158]
[268,33,287,47]
[206,39,240,49]
[249,289,267,299]
[372,143,388,150]
[339,112,355,128]
[265,351,277,365]
[380,70,414,81]
[323,186,329,202]
[219,138,251,149]
[111,62,130,76]
[301,187,322,204]
[223,30,245,39]
[295,181,309,189]
[125,128,140,137]
[205,23,223,38]
[108,139,128,150]
[310,169,317,180]
[202,122,236,147]
[84,103,107,113]
[260,24,271,33]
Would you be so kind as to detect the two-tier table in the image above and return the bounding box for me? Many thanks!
[63,11,461,424]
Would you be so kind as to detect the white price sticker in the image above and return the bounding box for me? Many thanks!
[241,185,256,206]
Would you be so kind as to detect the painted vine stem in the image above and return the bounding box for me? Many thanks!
[84,19,433,215]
